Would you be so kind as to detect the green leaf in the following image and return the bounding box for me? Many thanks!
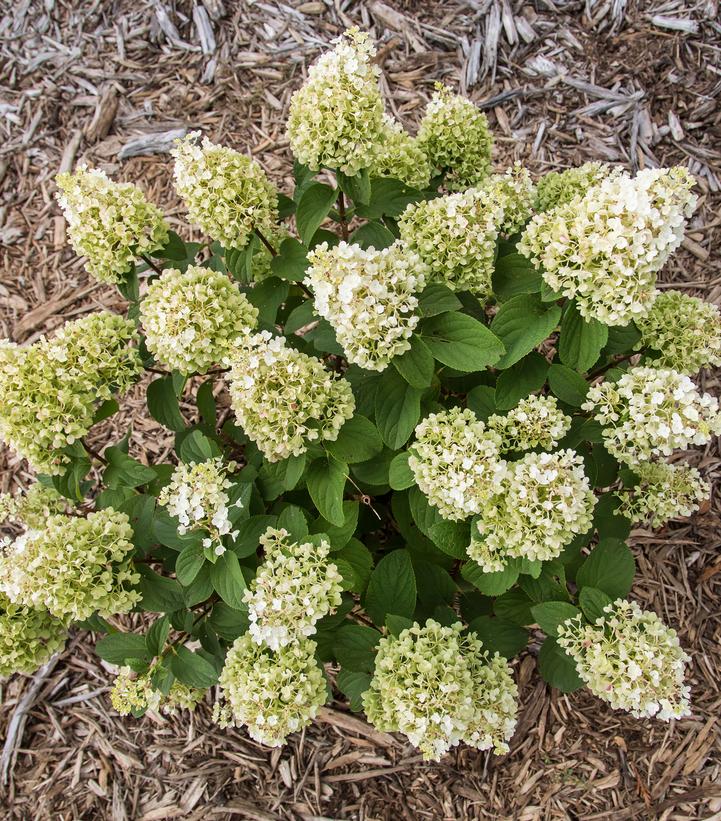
[462,560,519,596]
[169,646,219,688]
[136,566,186,612]
[209,601,249,641]
[492,253,543,301]
[336,669,371,712]
[547,363,589,407]
[118,493,156,551]
[408,487,469,559]
[230,515,277,558]
[468,616,528,658]
[490,294,561,369]
[593,493,632,540]
[422,312,505,371]
[147,376,185,432]
[334,624,380,672]
[417,283,462,317]
[559,301,609,372]
[389,452,415,491]
[152,508,204,552]
[306,457,347,527]
[285,299,317,334]
[374,367,422,450]
[246,277,289,325]
[176,544,205,586]
[334,538,373,594]
[604,321,641,356]
[311,500,359,550]
[385,614,414,637]
[96,633,152,666]
[155,230,187,261]
[350,221,395,250]
[576,538,635,600]
[579,586,612,623]
[277,193,296,219]
[103,447,156,489]
[493,588,534,626]
[270,237,309,282]
[337,168,371,205]
[355,176,424,219]
[296,182,336,245]
[145,616,171,657]
[179,429,220,463]
[210,551,248,610]
[392,335,435,389]
[196,381,216,426]
[93,398,119,425]
[531,601,581,637]
[466,385,496,421]
[276,505,309,541]
[494,352,550,411]
[325,415,383,464]
[537,639,583,693]
[365,549,416,626]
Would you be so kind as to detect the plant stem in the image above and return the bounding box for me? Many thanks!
[140,254,163,275]
[337,190,349,241]
[254,228,277,257]
[82,440,107,465]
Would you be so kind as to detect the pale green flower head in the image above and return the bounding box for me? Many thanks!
[305,240,428,372]
[172,132,278,249]
[0,313,142,474]
[287,28,384,176]
[487,394,572,453]
[558,599,691,720]
[416,83,493,191]
[0,592,67,677]
[475,162,536,235]
[0,482,67,530]
[371,114,432,190]
[615,461,709,527]
[635,289,721,375]
[215,634,327,747]
[534,161,614,213]
[140,265,258,374]
[56,166,169,284]
[110,667,161,715]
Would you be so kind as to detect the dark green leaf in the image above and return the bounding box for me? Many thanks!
[547,363,589,407]
[196,381,216,426]
[307,457,347,527]
[96,633,151,666]
[246,277,289,324]
[311,500,359,550]
[576,538,635,600]
[559,301,609,372]
[179,429,220,464]
[230,515,277,558]
[176,544,205,586]
[409,487,468,559]
[417,283,462,317]
[531,601,581,637]
[355,177,424,219]
[170,646,219,688]
[493,589,534,626]
[296,182,336,245]
[155,230,187,261]
[336,669,371,712]
[104,447,156,489]
[276,505,309,541]
[93,398,119,424]
[136,566,186,613]
[118,493,156,551]
[365,549,416,626]
[145,616,171,657]
[392,335,435,389]
[334,624,380,672]
[389,451,415,491]
[337,168,371,205]
[537,638,583,692]
[422,312,505,371]
[490,294,561,369]
[604,322,641,356]
[153,508,204,551]
[494,352,550,411]
[350,221,395,250]
[462,559,519,596]
[492,253,543,301]
[593,493,632,540]
[210,551,248,610]
[209,601,249,641]
[334,538,373,593]
[326,415,383,464]
[270,237,309,282]
[277,193,296,219]
[374,367,422,450]
[468,615,528,658]
[466,385,496,421]
[385,614,414,636]
[147,376,185,432]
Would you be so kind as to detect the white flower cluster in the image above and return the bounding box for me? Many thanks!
[398,188,502,296]
[0,592,67,677]
[305,241,428,371]
[227,332,355,462]
[0,482,67,530]
[214,634,327,747]
[140,265,258,374]
[244,527,343,651]
[615,461,710,527]
[371,114,432,190]
[635,289,721,375]
[558,599,691,720]
[519,167,697,325]
[172,132,278,249]
[158,458,239,556]
[55,166,168,284]
[487,395,572,453]
[110,666,204,716]
[363,620,518,761]
[475,162,536,235]
[534,162,613,213]
[470,449,596,571]
[287,28,384,176]
[583,366,721,465]
[409,408,507,521]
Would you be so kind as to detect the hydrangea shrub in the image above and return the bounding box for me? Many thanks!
[1,28,719,762]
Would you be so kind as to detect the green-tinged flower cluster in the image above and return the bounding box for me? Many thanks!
[172,132,278,249]
[0,509,140,622]
[398,188,502,296]
[476,162,536,235]
[158,458,240,556]
[227,331,355,462]
[55,166,168,284]
[305,241,427,371]
[0,312,141,473]
[214,634,327,747]
[487,395,571,453]
[409,408,507,521]
[416,84,493,191]
[0,592,67,677]
[0,483,67,530]
[363,620,518,761]
[244,527,343,651]
[110,667,205,716]
[287,28,384,176]
[470,449,596,571]
[583,366,721,465]
[635,290,721,375]
[371,114,432,190]
[519,167,697,325]
[140,265,258,374]
[534,162,613,213]
[557,599,691,720]
[616,461,709,527]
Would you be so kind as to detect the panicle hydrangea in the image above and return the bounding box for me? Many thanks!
[634,289,721,375]
[227,331,355,462]
[161,681,206,715]
[557,599,691,720]
[363,621,518,761]
[0,313,141,474]
[534,162,614,213]
[371,114,432,189]
[249,226,292,282]
[475,162,536,235]
[470,449,596,572]
[487,395,572,453]
[615,461,710,527]
[416,84,493,191]
[305,241,428,371]
[172,132,278,249]
[158,458,239,556]
[0,593,67,677]
[244,527,343,650]
[214,634,327,747]
[0,509,140,622]
[110,667,205,716]
[408,408,507,521]
[0,482,67,530]
[583,366,721,465]
[140,265,258,374]
[55,166,168,284]
[518,167,697,325]
[398,188,502,296]
[286,28,384,176]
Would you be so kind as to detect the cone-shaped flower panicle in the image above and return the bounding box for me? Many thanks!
[371,114,432,190]
[475,162,536,235]
[0,592,67,677]
[615,461,709,527]
[534,162,615,213]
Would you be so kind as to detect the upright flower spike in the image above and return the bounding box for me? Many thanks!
[519,167,697,325]
[416,84,494,191]
[214,634,327,747]
[244,527,343,650]
[534,162,615,213]
[487,395,572,453]
[55,166,169,284]
[226,331,355,462]
[398,188,503,297]
[140,265,258,374]
[0,483,67,530]
[371,114,432,190]
[469,449,596,572]
[635,290,721,375]
[286,28,384,176]
[0,313,142,474]
[0,593,67,677]
[305,241,428,372]
[475,162,536,235]
[172,132,278,249]
[583,366,721,465]
[363,620,518,761]
[557,599,691,720]
[0,509,140,623]
[408,408,508,521]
